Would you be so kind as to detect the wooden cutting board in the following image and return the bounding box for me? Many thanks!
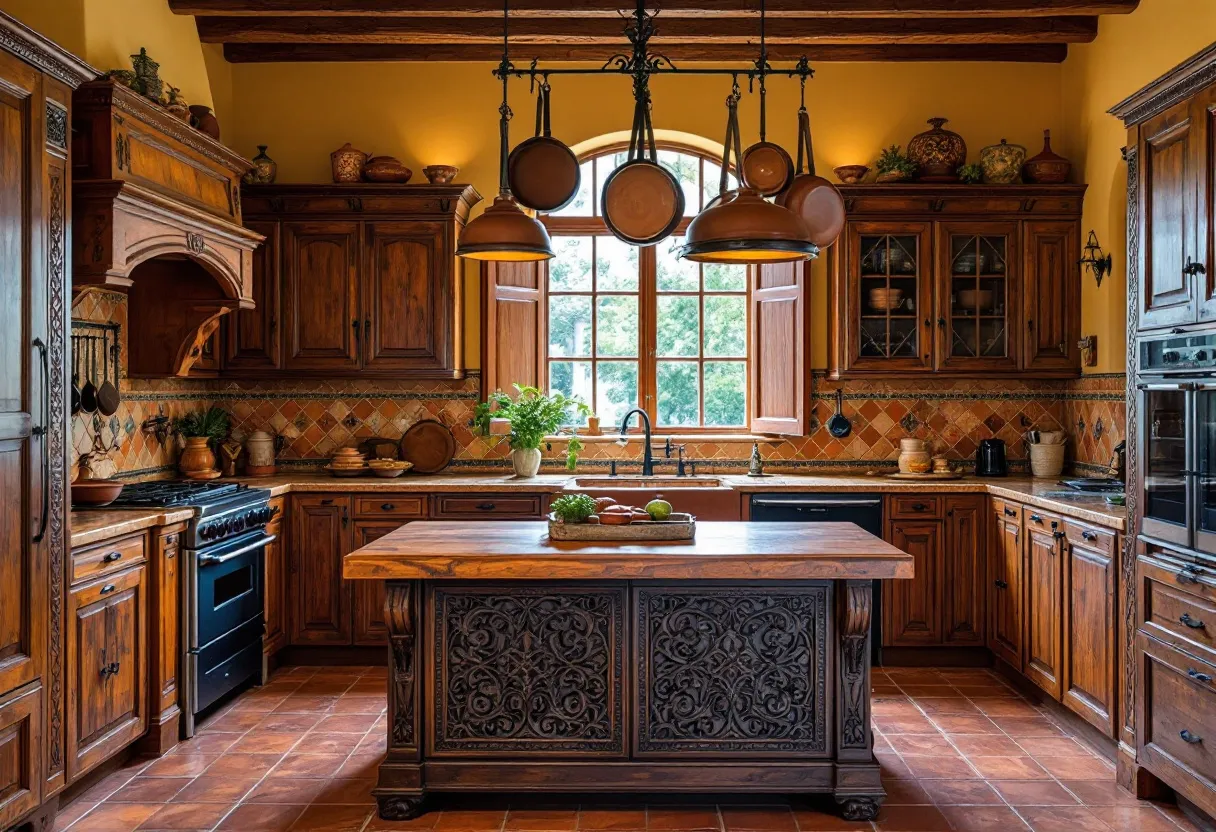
[399,420,456,474]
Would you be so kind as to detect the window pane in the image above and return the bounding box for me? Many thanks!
[548,160,594,217]
[549,236,593,291]
[702,161,738,208]
[703,295,746,357]
[596,236,640,291]
[656,235,698,291]
[596,295,638,357]
[704,361,746,426]
[549,361,592,419]
[595,153,630,217]
[548,295,592,357]
[596,362,638,429]
[657,296,699,357]
[658,150,700,215]
[704,262,747,292]
[657,361,699,427]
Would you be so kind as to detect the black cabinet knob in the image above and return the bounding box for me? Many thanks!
[1181,729,1203,744]
[1187,668,1213,684]
[102,551,122,563]
[1180,613,1205,629]
[381,503,395,511]
[994,579,1008,589]
[476,502,496,511]
[1081,530,1097,541]
[1029,513,1043,523]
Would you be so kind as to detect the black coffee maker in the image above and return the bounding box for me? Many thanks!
[976,439,1008,477]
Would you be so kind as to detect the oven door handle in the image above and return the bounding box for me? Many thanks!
[197,534,275,567]
[751,498,882,508]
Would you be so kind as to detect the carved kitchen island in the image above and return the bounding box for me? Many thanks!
[342,521,913,821]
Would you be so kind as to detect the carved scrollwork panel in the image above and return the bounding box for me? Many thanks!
[385,582,417,750]
[839,581,873,750]
[636,585,829,754]
[1123,144,1140,742]
[433,585,624,753]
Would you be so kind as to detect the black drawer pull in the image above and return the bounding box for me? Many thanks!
[1181,613,1205,629]
[99,661,120,678]
[1081,530,1097,541]
[381,503,395,511]
[99,584,116,595]
[1181,730,1203,744]
[994,579,1008,589]
[102,551,122,563]
[1003,507,1017,517]
[321,498,334,505]
[476,502,497,511]
[1178,566,1202,585]
[1029,513,1043,523]
[1188,668,1213,683]
[1053,530,1066,540]
[910,502,928,512]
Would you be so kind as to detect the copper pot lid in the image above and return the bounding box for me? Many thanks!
[507,82,582,213]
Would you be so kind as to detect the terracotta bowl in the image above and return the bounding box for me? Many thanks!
[369,459,414,478]
[957,289,995,310]
[833,165,869,184]
[72,479,124,507]
[423,165,459,184]
[867,287,904,311]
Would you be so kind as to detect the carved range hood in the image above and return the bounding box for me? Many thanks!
[72,79,262,377]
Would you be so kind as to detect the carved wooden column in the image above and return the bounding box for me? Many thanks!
[377,580,424,819]
[834,580,882,821]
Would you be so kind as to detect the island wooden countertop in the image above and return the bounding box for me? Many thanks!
[342,520,914,581]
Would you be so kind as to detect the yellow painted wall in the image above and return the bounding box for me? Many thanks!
[1061,0,1216,374]
[1,0,85,56]
[227,60,1066,369]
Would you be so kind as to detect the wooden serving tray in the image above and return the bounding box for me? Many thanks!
[547,512,696,542]
[884,471,963,481]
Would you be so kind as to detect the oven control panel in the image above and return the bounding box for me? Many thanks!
[1141,331,1216,373]
[197,505,276,542]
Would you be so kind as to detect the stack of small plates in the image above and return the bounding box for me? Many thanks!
[326,447,368,477]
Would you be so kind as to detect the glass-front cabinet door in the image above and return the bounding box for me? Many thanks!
[846,222,933,373]
[1140,383,1192,549]
[936,223,1019,373]
[1195,384,1216,555]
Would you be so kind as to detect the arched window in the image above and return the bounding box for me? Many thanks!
[541,143,745,431]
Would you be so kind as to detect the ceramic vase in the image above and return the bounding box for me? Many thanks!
[243,146,277,185]
[979,139,1026,184]
[331,143,369,183]
[898,438,931,474]
[179,436,217,479]
[907,117,966,182]
[511,447,542,478]
[1023,130,1071,184]
[189,105,221,140]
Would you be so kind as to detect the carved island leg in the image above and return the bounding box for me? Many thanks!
[375,581,425,820]
[833,580,882,822]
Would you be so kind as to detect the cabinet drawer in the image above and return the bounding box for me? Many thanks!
[71,532,147,584]
[1024,507,1064,532]
[355,496,426,519]
[0,682,42,829]
[1141,555,1216,661]
[1065,520,1116,556]
[432,494,544,519]
[887,496,942,519]
[1140,635,1216,792]
[991,498,1022,523]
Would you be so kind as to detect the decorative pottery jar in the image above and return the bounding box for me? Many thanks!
[898,438,931,474]
[178,436,218,479]
[423,165,459,184]
[512,447,542,478]
[979,139,1026,184]
[243,145,277,185]
[331,143,369,183]
[908,117,966,182]
[244,430,277,476]
[189,104,221,140]
[833,164,869,184]
[363,155,413,183]
[1023,130,1071,184]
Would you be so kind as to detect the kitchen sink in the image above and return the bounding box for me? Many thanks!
[567,476,723,489]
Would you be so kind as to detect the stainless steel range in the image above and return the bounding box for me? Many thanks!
[107,481,275,735]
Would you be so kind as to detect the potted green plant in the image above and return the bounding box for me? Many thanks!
[958,162,984,184]
[875,144,918,183]
[172,406,229,479]
[474,384,589,477]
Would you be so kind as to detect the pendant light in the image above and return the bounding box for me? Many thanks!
[678,86,818,264]
[456,0,554,262]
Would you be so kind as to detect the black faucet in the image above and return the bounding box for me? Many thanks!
[619,408,655,477]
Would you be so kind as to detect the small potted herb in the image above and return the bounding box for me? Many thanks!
[875,145,917,183]
[173,406,229,479]
[958,163,984,184]
[474,384,590,477]
[550,493,598,524]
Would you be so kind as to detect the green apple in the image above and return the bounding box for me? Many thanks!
[645,499,672,521]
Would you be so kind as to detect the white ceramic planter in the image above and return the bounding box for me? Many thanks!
[511,447,542,478]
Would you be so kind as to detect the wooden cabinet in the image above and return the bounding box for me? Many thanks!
[1023,509,1065,698]
[238,185,480,379]
[66,564,147,781]
[827,185,1083,378]
[264,498,287,657]
[988,500,1024,670]
[352,523,397,645]
[0,682,43,826]
[289,495,353,645]
[144,524,184,754]
[882,495,984,648]
[1062,521,1117,736]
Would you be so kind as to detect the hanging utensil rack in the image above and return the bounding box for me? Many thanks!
[70,319,122,390]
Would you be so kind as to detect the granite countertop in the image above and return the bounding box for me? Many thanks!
[70,471,1125,547]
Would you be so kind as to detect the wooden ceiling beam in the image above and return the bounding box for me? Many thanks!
[172,0,1137,16]
[197,15,1097,44]
[221,41,1070,62]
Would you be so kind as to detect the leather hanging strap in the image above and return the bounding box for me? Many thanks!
[718,87,743,196]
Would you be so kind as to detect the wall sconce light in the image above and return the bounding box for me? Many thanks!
[1079,230,1112,288]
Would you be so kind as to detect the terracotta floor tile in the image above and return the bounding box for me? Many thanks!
[231,732,307,754]
[966,756,1050,780]
[244,778,330,805]
[644,807,721,831]
[910,698,979,716]
[873,715,938,735]
[900,755,978,780]
[215,803,308,832]
[55,797,97,830]
[885,735,957,756]
[1086,806,1177,831]
[171,774,260,804]
[432,809,509,831]
[229,695,289,714]
[1034,755,1114,780]
[996,718,1067,738]
[872,804,950,831]
[255,714,325,733]
[76,771,143,804]
[72,803,162,832]
[299,732,364,755]
[331,696,387,715]
[1059,780,1145,807]
[199,711,265,733]
[337,752,384,778]
[270,754,350,778]
[790,809,875,831]
[927,715,1001,735]
[107,777,194,804]
[969,699,1042,718]
[1014,806,1110,832]
[140,755,219,778]
[921,779,1002,805]
[946,734,1023,758]
[204,753,284,777]
[312,778,377,806]
[1012,737,1095,758]
[988,780,1080,806]
[315,713,380,733]
[287,804,373,832]
[872,700,919,717]
[720,807,796,832]
[952,685,1019,698]
[170,733,242,755]
[885,669,947,683]
[364,809,443,831]
[936,805,1029,831]
[575,809,646,831]
[504,809,580,831]
[273,695,340,714]
[895,685,958,697]
[135,802,231,830]
[875,753,914,782]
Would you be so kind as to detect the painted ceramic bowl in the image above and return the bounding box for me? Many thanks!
[833,164,869,184]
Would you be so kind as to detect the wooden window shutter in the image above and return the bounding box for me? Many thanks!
[749,260,808,436]
[480,260,547,398]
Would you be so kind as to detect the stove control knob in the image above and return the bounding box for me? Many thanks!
[1198,350,1208,361]
[200,525,215,540]
[1164,350,1180,362]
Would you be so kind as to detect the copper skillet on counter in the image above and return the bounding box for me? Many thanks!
[507,80,581,213]
[601,89,684,246]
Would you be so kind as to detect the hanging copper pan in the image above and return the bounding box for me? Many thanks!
[601,93,684,246]
[507,82,581,213]
[740,85,793,197]
[777,108,845,247]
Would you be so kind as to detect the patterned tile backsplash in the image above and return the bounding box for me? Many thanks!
[72,292,1125,479]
